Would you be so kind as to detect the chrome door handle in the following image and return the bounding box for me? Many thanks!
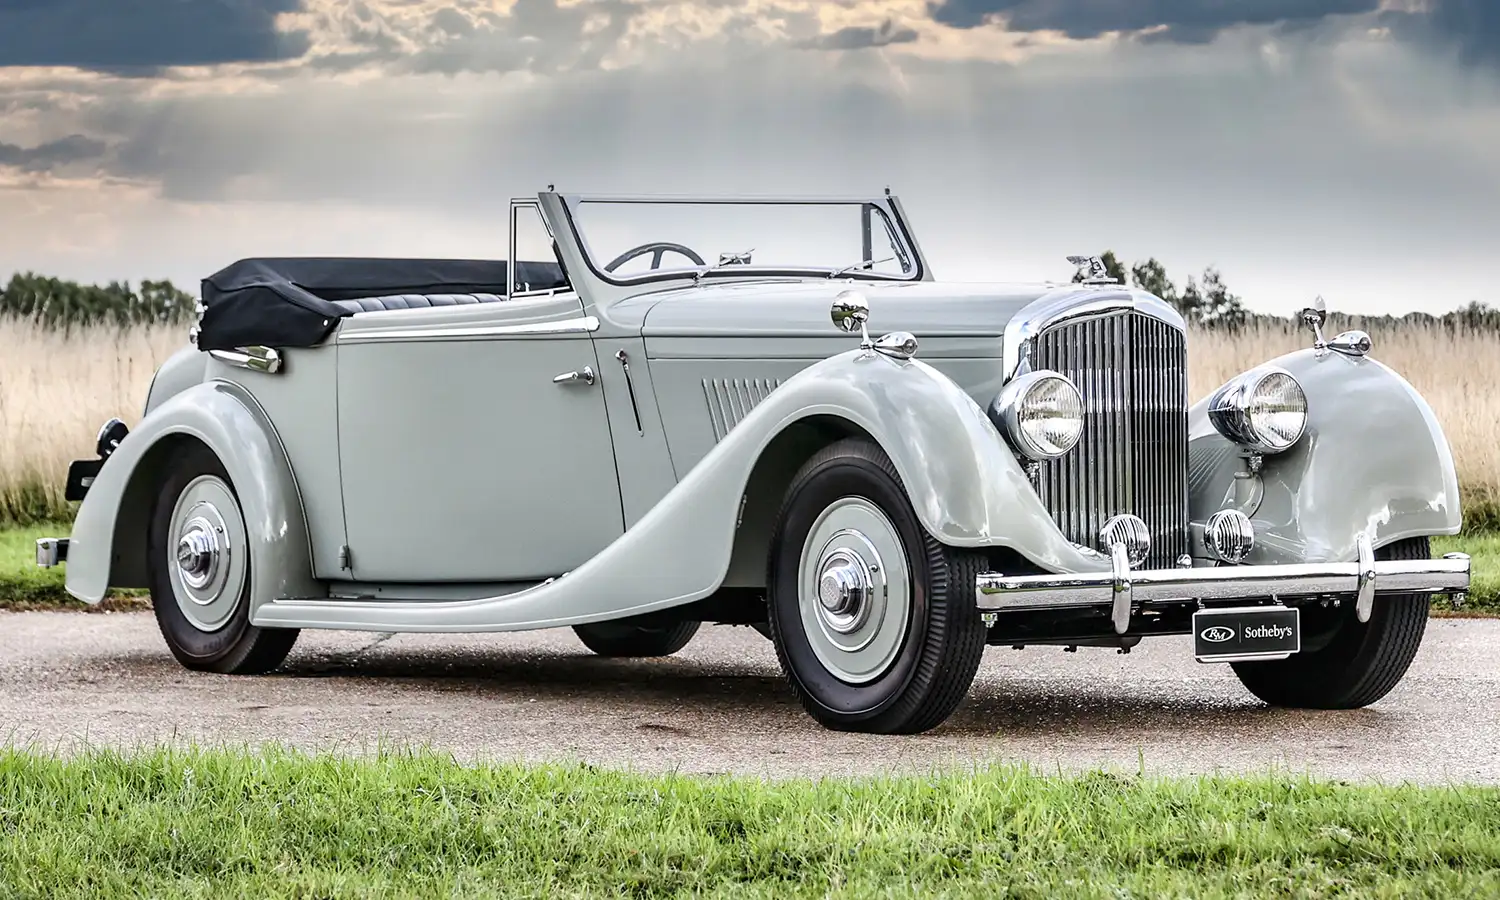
[553,366,596,386]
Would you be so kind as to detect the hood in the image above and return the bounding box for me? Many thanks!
[634,278,1132,360]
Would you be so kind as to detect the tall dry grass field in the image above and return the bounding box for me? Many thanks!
[1,316,1497,528]
[1,318,184,525]
[1188,321,1500,524]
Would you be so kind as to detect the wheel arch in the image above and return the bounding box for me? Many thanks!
[722,414,875,590]
[64,380,325,610]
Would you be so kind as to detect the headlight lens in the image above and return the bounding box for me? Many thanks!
[1207,367,1308,454]
[990,370,1085,460]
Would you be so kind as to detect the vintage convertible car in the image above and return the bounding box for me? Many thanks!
[37,190,1471,734]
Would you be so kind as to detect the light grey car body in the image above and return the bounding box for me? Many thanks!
[56,191,1465,638]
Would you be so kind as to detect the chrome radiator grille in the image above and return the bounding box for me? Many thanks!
[1029,311,1189,569]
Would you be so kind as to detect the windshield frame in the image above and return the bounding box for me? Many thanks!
[555,194,928,288]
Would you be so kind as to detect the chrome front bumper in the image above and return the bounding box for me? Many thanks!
[977,534,1471,635]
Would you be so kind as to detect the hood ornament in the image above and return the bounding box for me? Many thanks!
[1067,255,1119,285]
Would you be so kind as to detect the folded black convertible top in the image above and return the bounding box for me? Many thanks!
[196,257,565,352]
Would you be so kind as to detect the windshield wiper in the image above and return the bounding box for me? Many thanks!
[692,248,755,284]
[828,256,896,279]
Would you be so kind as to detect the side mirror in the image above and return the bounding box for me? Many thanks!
[1299,295,1328,348]
[831,290,870,334]
[1299,295,1327,329]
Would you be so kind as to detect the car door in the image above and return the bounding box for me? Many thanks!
[333,293,624,583]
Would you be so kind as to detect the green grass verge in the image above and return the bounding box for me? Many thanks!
[0,524,146,611]
[1434,533,1500,617]
[4,526,1492,615]
[0,747,1495,898]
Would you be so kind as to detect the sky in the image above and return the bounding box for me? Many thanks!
[1,0,1497,316]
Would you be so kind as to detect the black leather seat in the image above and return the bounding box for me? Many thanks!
[329,292,506,314]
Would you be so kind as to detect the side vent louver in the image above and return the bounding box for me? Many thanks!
[703,378,781,441]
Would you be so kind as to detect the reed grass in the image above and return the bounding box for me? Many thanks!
[1,316,1497,530]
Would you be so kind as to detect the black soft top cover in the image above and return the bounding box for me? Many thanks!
[196,257,566,352]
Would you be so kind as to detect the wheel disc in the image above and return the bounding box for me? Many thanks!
[165,474,247,633]
[796,496,910,684]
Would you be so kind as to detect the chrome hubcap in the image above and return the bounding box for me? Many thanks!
[797,497,910,685]
[817,552,873,634]
[174,518,220,590]
[166,474,246,633]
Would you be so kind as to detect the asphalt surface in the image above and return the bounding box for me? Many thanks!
[2,611,1496,784]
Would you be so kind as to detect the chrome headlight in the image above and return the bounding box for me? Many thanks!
[990,370,1084,461]
[1207,366,1308,454]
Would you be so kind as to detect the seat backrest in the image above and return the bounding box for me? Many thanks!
[329,292,506,314]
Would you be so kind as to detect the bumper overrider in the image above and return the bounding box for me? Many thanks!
[977,531,1471,635]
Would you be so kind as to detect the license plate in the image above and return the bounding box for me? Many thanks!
[1192,605,1300,663]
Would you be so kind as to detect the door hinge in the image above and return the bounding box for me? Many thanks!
[338,544,352,571]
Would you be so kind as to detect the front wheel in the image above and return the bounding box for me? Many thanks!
[147,442,300,674]
[1231,537,1433,709]
[766,437,988,735]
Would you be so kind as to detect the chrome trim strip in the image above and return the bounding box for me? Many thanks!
[1002,290,1186,382]
[337,315,601,343]
[975,554,1471,612]
[208,346,282,374]
[616,349,644,434]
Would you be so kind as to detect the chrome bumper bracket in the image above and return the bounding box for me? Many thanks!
[978,545,1471,617]
[36,538,68,568]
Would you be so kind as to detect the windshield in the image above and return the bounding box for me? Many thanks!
[565,198,920,283]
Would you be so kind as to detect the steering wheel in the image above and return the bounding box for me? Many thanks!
[604,242,706,273]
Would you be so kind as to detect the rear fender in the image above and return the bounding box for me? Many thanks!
[65,380,324,610]
[1187,347,1461,564]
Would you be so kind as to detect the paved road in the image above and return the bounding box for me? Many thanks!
[2,611,1496,784]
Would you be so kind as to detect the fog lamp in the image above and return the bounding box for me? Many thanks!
[1205,509,1255,564]
[1099,514,1151,567]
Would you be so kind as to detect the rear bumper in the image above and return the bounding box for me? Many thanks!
[36,538,69,568]
[977,534,1471,634]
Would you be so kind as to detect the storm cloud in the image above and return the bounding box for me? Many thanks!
[0,0,310,73]
[927,0,1380,43]
[799,19,921,51]
[0,134,107,173]
[1387,0,1500,71]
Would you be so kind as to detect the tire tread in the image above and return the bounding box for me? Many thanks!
[1231,537,1431,709]
[768,437,987,735]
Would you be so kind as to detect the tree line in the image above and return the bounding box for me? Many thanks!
[3,266,1494,332]
[1,272,198,327]
[1076,251,1499,332]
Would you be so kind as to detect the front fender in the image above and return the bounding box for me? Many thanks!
[253,347,1103,633]
[65,380,324,609]
[1187,348,1461,564]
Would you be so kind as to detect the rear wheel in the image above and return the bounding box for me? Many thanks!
[573,618,700,657]
[147,442,299,674]
[766,437,987,734]
[1231,537,1433,709]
